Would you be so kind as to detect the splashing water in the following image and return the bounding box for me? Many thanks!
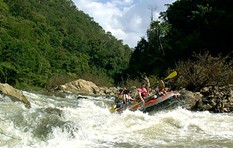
[0,91,233,148]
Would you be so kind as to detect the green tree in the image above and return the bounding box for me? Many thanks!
[0,0,132,89]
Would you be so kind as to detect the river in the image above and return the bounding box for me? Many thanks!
[0,91,233,148]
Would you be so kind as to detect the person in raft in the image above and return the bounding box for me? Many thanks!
[123,89,135,104]
[153,80,166,99]
[114,88,125,108]
[137,76,150,107]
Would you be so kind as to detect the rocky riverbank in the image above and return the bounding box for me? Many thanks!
[180,85,233,113]
[1,79,233,113]
[57,79,233,113]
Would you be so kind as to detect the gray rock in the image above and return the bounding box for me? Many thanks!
[0,83,31,108]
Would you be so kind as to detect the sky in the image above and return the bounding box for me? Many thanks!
[72,0,176,48]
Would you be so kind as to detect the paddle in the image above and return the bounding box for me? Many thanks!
[129,101,142,110]
[129,71,178,110]
[109,105,116,113]
[109,105,124,113]
[164,71,177,80]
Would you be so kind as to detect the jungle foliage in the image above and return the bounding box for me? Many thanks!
[175,51,233,91]
[1,0,233,90]
[0,0,132,90]
[127,0,233,81]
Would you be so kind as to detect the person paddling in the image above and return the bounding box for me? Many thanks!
[114,88,125,108]
[137,76,150,107]
[123,89,135,104]
[153,80,166,98]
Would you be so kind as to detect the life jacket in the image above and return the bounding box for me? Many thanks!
[160,88,165,93]
[114,88,126,103]
[123,94,133,103]
[137,88,149,99]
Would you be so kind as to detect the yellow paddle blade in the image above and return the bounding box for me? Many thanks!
[164,71,177,80]
[109,105,116,113]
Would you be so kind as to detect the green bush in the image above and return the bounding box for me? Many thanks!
[78,70,114,87]
[46,74,74,91]
[175,51,233,91]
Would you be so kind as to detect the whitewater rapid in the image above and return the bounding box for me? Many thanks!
[0,91,233,148]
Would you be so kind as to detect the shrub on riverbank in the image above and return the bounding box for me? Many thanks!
[175,51,233,91]
[46,71,114,91]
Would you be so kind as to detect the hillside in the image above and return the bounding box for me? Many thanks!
[0,0,132,90]
[127,0,233,78]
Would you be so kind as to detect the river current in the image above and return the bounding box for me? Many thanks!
[0,91,233,148]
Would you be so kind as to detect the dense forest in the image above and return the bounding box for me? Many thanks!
[128,0,233,78]
[0,0,131,90]
[0,0,232,90]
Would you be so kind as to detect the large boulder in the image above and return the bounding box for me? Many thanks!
[179,89,203,110]
[0,83,31,108]
[59,79,100,95]
[179,86,233,113]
